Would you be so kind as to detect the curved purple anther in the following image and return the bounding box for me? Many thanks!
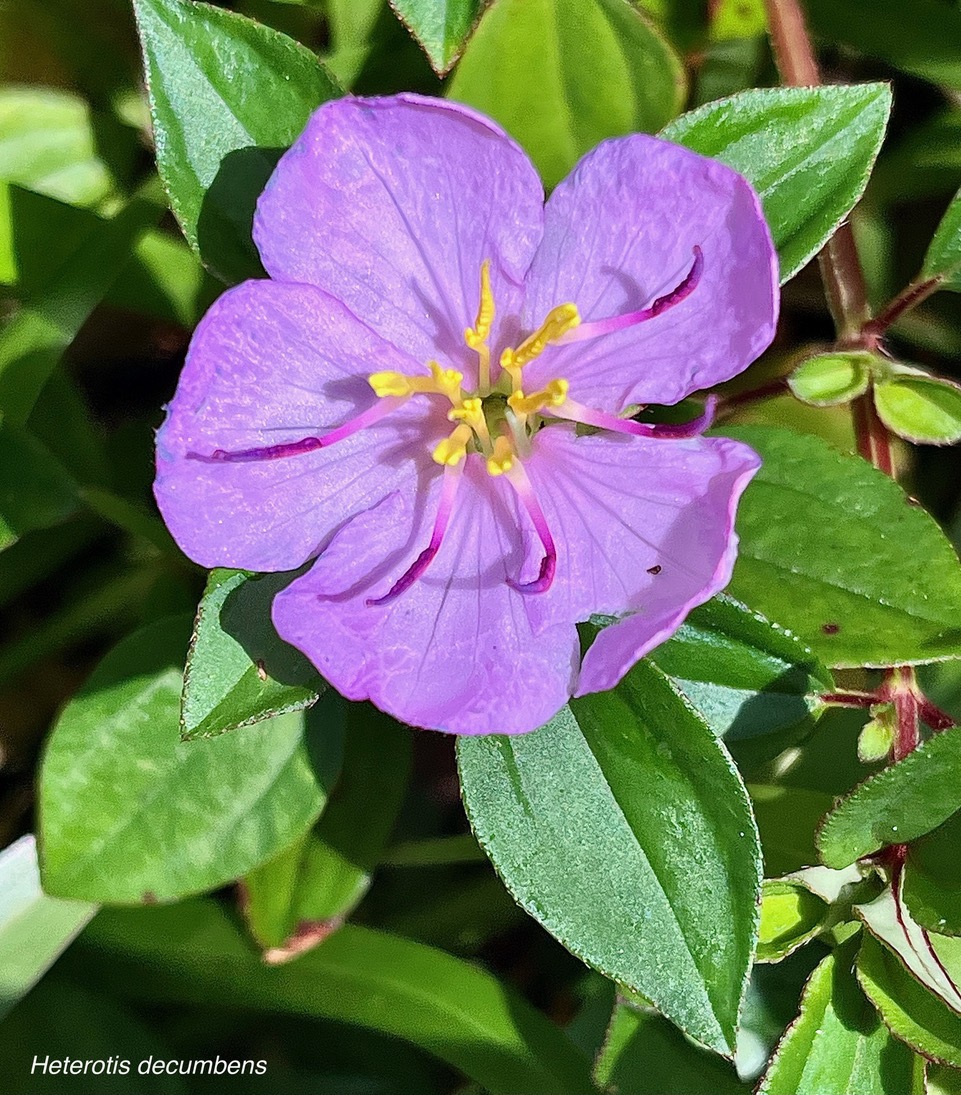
[549,395,716,440]
[557,246,703,346]
[366,464,462,607]
[188,397,405,464]
[504,463,557,595]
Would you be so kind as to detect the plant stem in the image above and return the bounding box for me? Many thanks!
[864,275,944,341]
[765,0,926,759]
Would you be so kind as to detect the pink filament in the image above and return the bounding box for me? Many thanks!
[549,394,717,439]
[557,246,703,345]
[188,397,405,463]
[366,464,462,607]
[505,463,557,595]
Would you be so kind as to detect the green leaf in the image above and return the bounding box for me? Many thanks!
[0,422,78,553]
[40,616,343,904]
[133,0,341,283]
[0,191,163,425]
[81,901,597,1095]
[756,880,828,963]
[244,699,411,950]
[389,0,480,74]
[758,946,922,1095]
[874,372,961,446]
[931,1065,961,1095]
[0,976,184,1094]
[646,593,832,742]
[858,932,961,1068]
[806,0,961,92]
[447,0,685,188]
[856,885,961,1015]
[594,1004,749,1094]
[181,568,325,741]
[721,425,961,667]
[0,836,96,1021]
[904,811,961,936]
[788,351,874,407]
[0,86,130,208]
[663,84,892,283]
[817,726,961,868]
[458,659,761,1056]
[923,187,961,291]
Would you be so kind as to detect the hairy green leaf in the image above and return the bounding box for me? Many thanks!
[458,659,760,1055]
[722,426,961,667]
[664,84,891,282]
[133,0,340,282]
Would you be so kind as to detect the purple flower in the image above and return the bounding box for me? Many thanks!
[155,94,778,735]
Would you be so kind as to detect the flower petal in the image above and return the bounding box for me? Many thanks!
[521,134,779,411]
[253,94,545,372]
[520,425,760,694]
[154,280,441,571]
[272,456,579,735]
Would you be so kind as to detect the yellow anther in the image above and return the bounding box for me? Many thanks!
[428,360,464,404]
[510,303,581,370]
[448,397,482,422]
[464,259,495,349]
[508,379,570,417]
[369,370,417,398]
[449,398,492,451]
[432,424,473,467]
[486,435,515,477]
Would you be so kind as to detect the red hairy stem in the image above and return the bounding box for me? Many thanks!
[765,0,936,761]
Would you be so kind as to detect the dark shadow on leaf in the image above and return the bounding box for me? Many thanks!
[218,567,324,693]
[196,146,284,284]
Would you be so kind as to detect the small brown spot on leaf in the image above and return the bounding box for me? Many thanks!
[821,622,840,635]
[647,564,662,575]
[141,891,158,905]
[256,659,268,682]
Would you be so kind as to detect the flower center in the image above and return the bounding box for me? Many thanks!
[368,261,578,476]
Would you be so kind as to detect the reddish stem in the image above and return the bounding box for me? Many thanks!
[864,276,944,341]
[820,691,878,709]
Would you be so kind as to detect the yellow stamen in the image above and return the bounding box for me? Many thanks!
[507,379,570,418]
[369,362,462,404]
[465,260,495,395]
[508,303,580,370]
[486,435,515,477]
[449,397,492,454]
[432,423,473,467]
[428,360,464,404]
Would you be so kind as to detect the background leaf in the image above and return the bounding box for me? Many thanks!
[0,836,96,1021]
[79,900,598,1095]
[663,84,892,283]
[458,659,760,1056]
[594,1004,749,1094]
[133,0,341,282]
[721,425,961,667]
[40,617,344,904]
[244,698,411,950]
[758,947,922,1095]
[0,423,78,553]
[447,0,684,188]
[923,186,961,291]
[858,933,961,1068]
[806,0,961,92]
